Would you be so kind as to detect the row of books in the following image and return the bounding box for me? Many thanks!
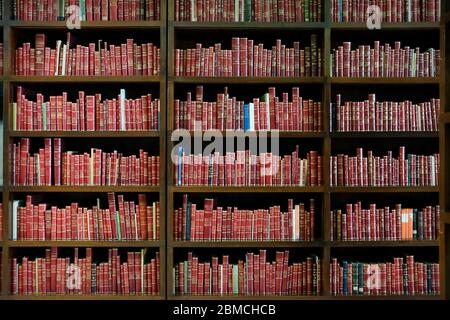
[11,193,160,241]
[10,138,160,186]
[330,147,439,187]
[330,203,440,241]
[332,0,441,22]
[13,0,161,21]
[331,42,440,78]
[174,86,323,131]
[175,0,323,22]
[174,195,316,241]
[14,88,160,131]
[174,35,322,77]
[174,148,323,186]
[330,256,440,296]
[173,251,321,296]
[11,248,160,295]
[330,95,440,132]
[16,33,160,76]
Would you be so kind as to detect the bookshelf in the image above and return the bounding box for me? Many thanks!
[166,0,446,300]
[0,0,447,301]
[0,0,167,299]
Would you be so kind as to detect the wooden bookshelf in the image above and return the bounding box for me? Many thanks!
[0,0,168,300]
[166,0,447,301]
[0,0,448,301]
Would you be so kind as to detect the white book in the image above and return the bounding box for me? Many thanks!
[12,200,21,240]
[235,0,239,22]
[61,44,67,76]
[191,0,197,21]
[55,40,62,75]
[120,89,126,130]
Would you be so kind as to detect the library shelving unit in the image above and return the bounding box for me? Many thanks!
[0,1,167,300]
[441,3,450,300]
[166,0,447,300]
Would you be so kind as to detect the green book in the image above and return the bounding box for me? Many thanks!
[12,103,17,131]
[42,103,47,130]
[116,212,121,240]
[244,0,252,22]
[233,265,239,294]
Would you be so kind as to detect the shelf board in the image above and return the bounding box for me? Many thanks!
[331,77,440,84]
[6,241,161,247]
[441,113,450,124]
[330,22,440,30]
[4,294,164,300]
[172,241,324,248]
[8,186,160,193]
[330,132,439,138]
[10,131,160,138]
[9,76,161,83]
[169,186,325,193]
[8,21,162,29]
[330,240,439,247]
[169,295,327,300]
[330,186,439,193]
[172,21,325,30]
[329,295,441,300]
[172,76,325,84]
[169,130,325,139]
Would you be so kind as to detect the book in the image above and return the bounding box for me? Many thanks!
[14,87,160,131]
[175,35,322,77]
[330,94,440,132]
[13,0,160,21]
[330,147,439,187]
[15,33,160,76]
[330,203,440,241]
[11,247,160,295]
[0,203,3,240]
[0,43,3,75]
[331,256,440,296]
[10,138,160,186]
[173,250,321,296]
[174,86,323,132]
[174,195,316,241]
[332,0,441,22]
[175,0,323,22]
[11,193,160,241]
[331,41,440,78]
[174,147,323,186]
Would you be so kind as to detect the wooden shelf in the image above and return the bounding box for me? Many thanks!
[168,295,327,300]
[7,241,161,247]
[331,77,440,84]
[172,21,325,30]
[444,214,450,225]
[328,295,442,300]
[330,186,439,193]
[330,132,439,138]
[3,295,164,300]
[445,12,450,23]
[172,241,324,248]
[10,131,160,138]
[8,186,160,193]
[9,76,162,83]
[8,21,162,29]
[330,22,440,30]
[330,240,440,247]
[170,130,325,138]
[169,186,325,193]
[441,113,450,124]
[172,76,325,84]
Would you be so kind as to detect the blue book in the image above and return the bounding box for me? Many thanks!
[244,103,250,131]
[186,202,192,240]
[358,263,364,294]
[177,146,183,186]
